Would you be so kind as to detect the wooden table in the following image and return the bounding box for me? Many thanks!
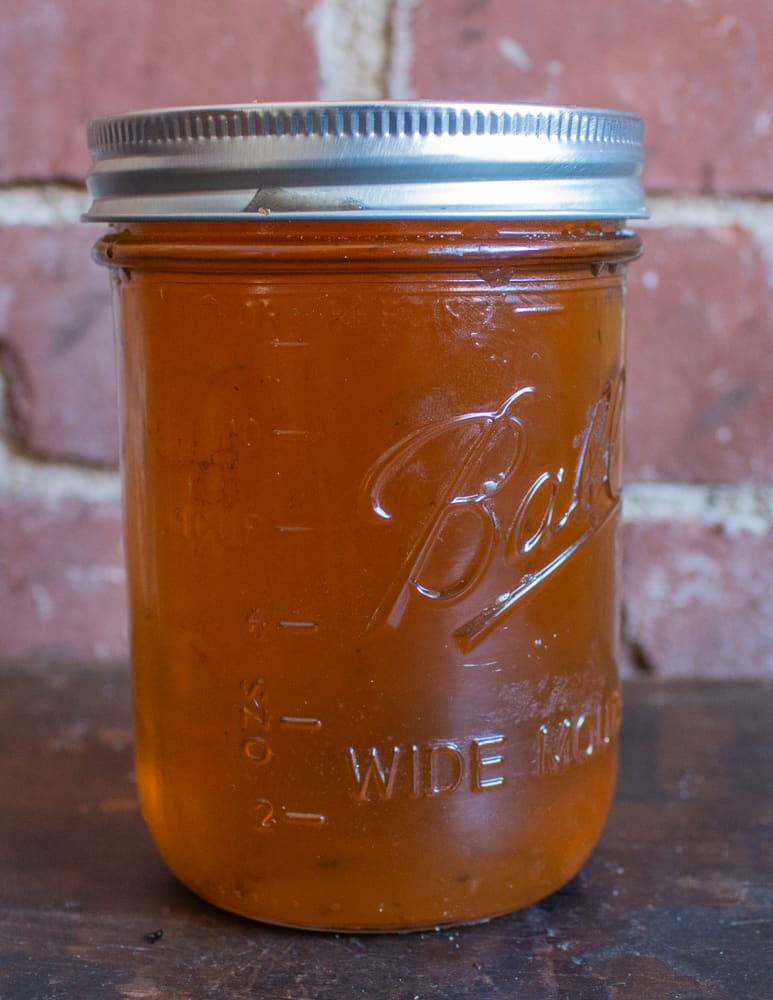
[1,662,771,999]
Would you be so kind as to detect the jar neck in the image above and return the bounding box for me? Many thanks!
[93,219,642,273]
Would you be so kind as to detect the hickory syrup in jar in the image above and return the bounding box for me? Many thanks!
[87,104,645,930]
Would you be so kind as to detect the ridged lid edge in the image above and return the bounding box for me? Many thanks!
[88,102,644,154]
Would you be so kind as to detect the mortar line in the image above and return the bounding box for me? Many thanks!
[0,435,121,505]
[0,183,89,225]
[623,482,773,535]
[641,193,773,246]
[386,0,417,98]
[311,0,394,101]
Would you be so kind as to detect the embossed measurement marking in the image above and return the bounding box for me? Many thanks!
[280,716,323,730]
[501,292,565,314]
[242,678,325,832]
[512,304,564,314]
[276,525,313,533]
[272,428,309,438]
[283,811,327,826]
[271,339,310,348]
[246,614,320,635]
[255,803,328,829]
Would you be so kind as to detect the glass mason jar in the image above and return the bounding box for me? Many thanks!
[85,103,645,931]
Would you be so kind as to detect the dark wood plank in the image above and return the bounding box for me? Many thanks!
[1,663,771,1000]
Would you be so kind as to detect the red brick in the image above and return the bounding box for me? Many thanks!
[0,496,127,661]
[409,0,773,194]
[1,0,320,181]
[622,521,773,679]
[624,226,773,483]
[0,225,118,466]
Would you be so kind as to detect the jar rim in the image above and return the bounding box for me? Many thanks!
[84,101,647,222]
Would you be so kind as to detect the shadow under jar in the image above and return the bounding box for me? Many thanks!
[85,103,646,932]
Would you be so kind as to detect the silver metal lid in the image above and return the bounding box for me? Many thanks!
[84,102,647,221]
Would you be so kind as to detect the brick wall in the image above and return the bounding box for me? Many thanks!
[1,0,771,676]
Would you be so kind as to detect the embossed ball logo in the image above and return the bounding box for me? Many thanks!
[363,375,624,651]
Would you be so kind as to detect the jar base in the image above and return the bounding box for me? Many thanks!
[166,864,586,935]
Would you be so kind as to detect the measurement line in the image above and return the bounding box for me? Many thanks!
[283,811,327,826]
[277,620,319,631]
[505,294,565,314]
[272,339,310,348]
[276,525,312,533]
[280,716,322,730]
[462,660,499,668]
[512,304,564,314]
[272,428,309,438]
